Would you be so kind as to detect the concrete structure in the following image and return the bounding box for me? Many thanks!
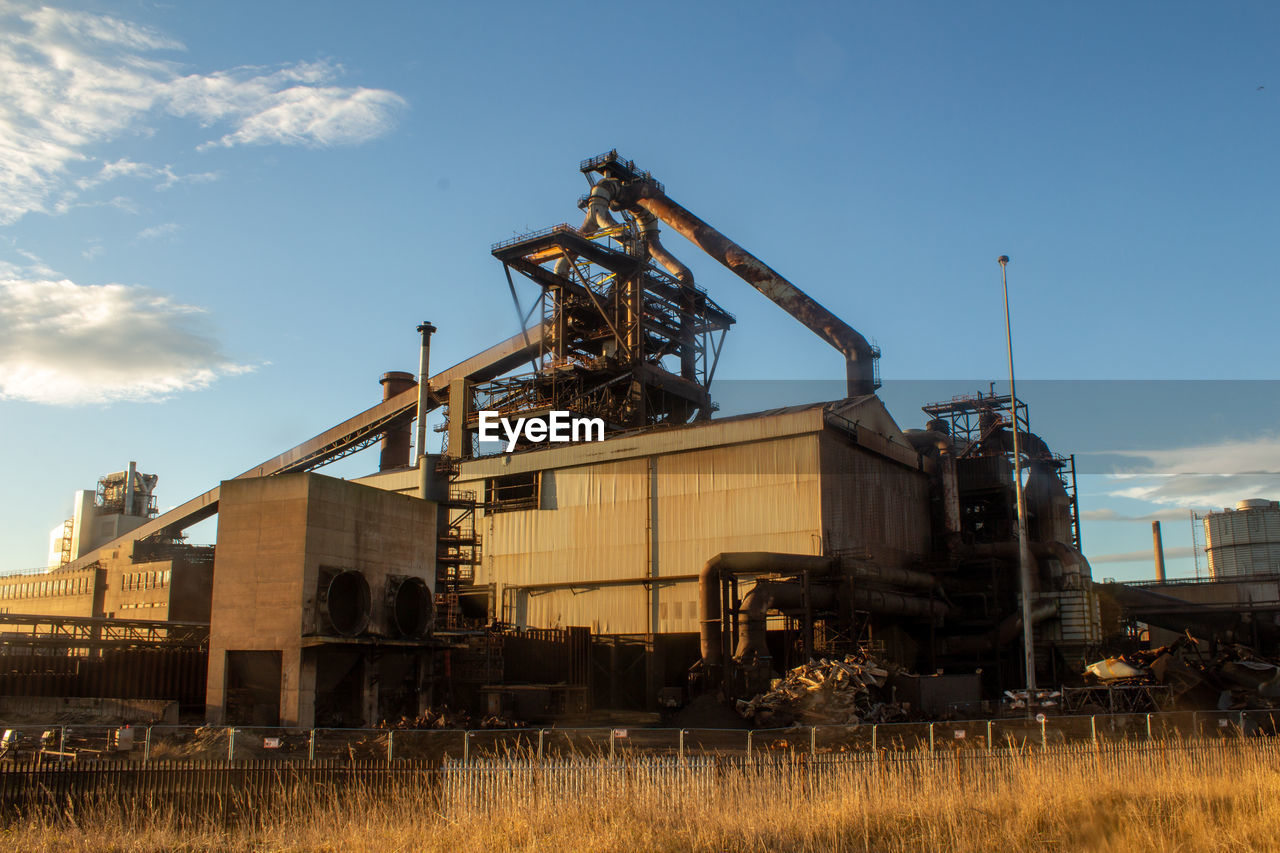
[1204,499,1280,578]
[206,474,436,728]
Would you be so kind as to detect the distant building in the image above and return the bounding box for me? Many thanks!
[1204,499,1280,579]
[47,462,158,569]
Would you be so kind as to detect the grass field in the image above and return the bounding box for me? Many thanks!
[3,739,1278,852]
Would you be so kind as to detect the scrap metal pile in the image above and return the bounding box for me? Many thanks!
[1083,637,1280,710]
[380,707,523,730]
[735,653,905,726]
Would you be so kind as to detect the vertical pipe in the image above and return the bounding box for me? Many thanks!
[227,727,235,761]
[415,322,437,462]
[746,730,753,758]
[309,729,316,761]
[537,729,544,760]
[987,719,994,750]
[463,730,470,765]
[387,730,394,763]
[810,725,816,756]
[143,726,151,764]
[1153,521,1167,582]
[999,256,1037,699]
[1090,715,1097,746]
[928,722,935,753]
[124,461,136,516]
[678,729,685,761]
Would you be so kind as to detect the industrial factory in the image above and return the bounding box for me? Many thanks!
[2,152,1276,729]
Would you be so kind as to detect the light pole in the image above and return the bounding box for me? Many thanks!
[999,255,1037,698]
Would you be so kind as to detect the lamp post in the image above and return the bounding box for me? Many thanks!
[999,255,1037,698]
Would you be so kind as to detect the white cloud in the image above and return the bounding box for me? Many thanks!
[0,272,252,405]
[135,222,179,241]
[0,4,406,223]
[1088,546,1196,565]
[1094,436,1280,510]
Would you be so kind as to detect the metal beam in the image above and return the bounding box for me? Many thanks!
[61,326,545,571]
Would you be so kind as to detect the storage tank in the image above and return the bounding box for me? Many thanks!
[1204,499,1280,578]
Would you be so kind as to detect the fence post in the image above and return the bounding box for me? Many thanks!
[871,724,877,752]
[463,730,471,765]
[1039,717,1047,748]
[746,730,753,759]
[227,727,236,762]
[387,730,394,763]
[1090,715,1097,746]
[309,729,316,761]
[678,729,685,761]
[1238,710,1246,738]
[1146,714,1153,742]
[986,720,994,750]
[928,723,935,753]
[810,726,817,757]
[537,729,545,760]
[59,726,67,758]
[143,727,151,764]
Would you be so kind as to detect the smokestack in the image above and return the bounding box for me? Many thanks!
[1153,520,1167,582]
[379,372,416,471]
[415,322,437,461]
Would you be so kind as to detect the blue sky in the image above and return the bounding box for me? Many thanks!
[1,1,1277,577]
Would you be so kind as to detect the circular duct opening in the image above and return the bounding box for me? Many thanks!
[390,577,433,639]
[323,571,370,636]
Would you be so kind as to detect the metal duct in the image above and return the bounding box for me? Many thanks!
[734,579,837,663]
[617,180,878,397]
[698,552,836,669]
[842,560,939,592]
[936,600,1059,656]
[555,179,623,278]
[632,207,694,285]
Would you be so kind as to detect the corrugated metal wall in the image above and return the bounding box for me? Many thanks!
[470,435,824,635]
[818,431,931,570]
[465,419,933,636]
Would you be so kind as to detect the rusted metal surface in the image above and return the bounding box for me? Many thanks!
[604,176,878,397]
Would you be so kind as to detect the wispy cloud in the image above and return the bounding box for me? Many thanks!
[0,4,406,224]
[1093,436,1280,510]
[1088,546,1196,565]
[135,222,179,241]
[0,269,252,405]
[1080,508,1197,524]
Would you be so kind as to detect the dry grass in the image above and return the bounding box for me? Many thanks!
[4,740,1279,852]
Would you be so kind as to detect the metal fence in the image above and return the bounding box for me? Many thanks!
[4,709,1280,765]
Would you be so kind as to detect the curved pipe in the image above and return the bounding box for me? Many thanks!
[734,580,836,662]
[699,552,836,668]
[632,207,694,285]
[619,180,878,398]
[554,179,624,278]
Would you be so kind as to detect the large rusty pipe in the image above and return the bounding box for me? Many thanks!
[622,181,878,397]
[699,552,836,669]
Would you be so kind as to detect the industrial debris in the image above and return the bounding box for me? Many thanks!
[735,653,905,726]
[1082,638,1280,710]
[380,707,523,730]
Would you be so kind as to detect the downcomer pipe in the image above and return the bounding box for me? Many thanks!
[618,180,878,398]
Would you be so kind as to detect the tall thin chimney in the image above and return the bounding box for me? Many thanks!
[1152,520,1167,582]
